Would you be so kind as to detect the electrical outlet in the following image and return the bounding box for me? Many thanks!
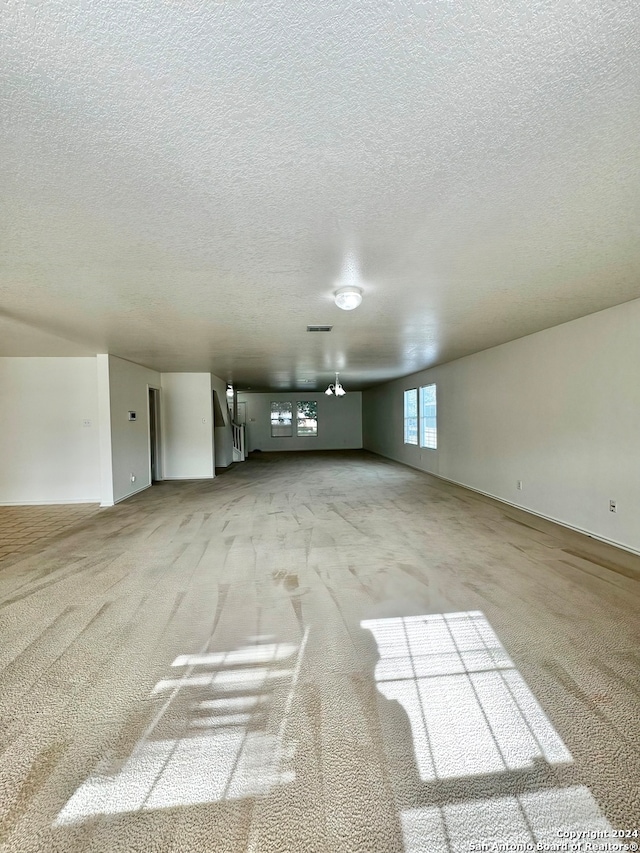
[516,480,523,491]
[609,500,617,513]
[82,419,92,428]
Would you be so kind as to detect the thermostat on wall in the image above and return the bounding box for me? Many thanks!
[128,411,137,421]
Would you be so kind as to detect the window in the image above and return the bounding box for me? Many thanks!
[403,389,418,445]
[270,401,293,437]
[420,384,437,449]
[296,401,318,436]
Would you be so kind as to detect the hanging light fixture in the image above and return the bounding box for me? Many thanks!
[334,285,363,311]
[325,372,346,396]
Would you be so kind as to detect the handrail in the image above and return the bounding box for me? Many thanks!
[231,422,245,462]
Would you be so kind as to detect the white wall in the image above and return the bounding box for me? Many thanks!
[161,373,214,479]
[0,356,221,506]
[239,391,363,452]
[363,298,640,555]
[211,373,233,468]
[105,355,161,504]
[0,358,100,504]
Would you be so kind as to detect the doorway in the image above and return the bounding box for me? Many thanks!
[148,387,161,482]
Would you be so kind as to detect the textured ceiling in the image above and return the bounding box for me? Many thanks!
[1,0,640,390]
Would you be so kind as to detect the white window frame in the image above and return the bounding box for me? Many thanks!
[270,401,293,437]
[403,389,418,445]
[419,384,437,450]
[296,400,318,437]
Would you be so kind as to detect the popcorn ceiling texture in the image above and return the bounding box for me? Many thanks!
[0,451,638,851]
[1,1,640,385]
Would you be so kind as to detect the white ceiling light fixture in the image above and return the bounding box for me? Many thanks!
[334,286,363,311]
[325,372,346,396]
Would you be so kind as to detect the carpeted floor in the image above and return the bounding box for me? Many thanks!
[0,450,638,852]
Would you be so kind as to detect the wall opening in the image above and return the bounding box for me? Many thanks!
[148,387,161,482]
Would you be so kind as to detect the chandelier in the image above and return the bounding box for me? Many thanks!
[325,372,346,396]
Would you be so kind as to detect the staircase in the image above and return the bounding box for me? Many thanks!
[232,422,246,462]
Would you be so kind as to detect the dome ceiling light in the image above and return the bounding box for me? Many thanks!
[325,372,346,396]
[334,285,363,311]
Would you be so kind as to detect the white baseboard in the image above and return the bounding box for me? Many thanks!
[161,475,216,480]
[0,498,100,506]
[113,483,152,504]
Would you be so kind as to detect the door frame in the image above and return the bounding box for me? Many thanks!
[147,385,163,482]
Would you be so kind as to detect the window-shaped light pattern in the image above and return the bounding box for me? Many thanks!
[270,401,293,437]
[420,384,437,449]
[296,401,318,436]
[362,612,613,851]
[55,633,308,824]
[404,389,418,445]
[362,611,572,784]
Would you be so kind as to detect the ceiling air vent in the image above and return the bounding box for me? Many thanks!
[307,325,333,332]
